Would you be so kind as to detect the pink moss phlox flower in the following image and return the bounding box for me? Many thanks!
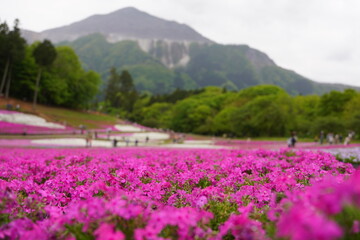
[217,203,267,240]
[352,220,360,233]
[0,218,49,240]
[195,195,208,208]
[276,202,342,240]
[94,223,125,240]
[135,207,213,239]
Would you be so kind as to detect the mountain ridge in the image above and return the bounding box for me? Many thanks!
[22,7,212,44]
[19,7,359,95]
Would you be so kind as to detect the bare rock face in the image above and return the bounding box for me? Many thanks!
[21,29,42,43]
[245,48,275,68]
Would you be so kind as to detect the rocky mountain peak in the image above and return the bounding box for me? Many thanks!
[22,7,213,44]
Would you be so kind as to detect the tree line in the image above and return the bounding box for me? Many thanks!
[103,73,360,139]
[0,20,100,109]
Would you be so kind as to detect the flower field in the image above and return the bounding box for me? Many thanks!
[325,148,360,164]
[0,121,76,135]
[0,148,359,239]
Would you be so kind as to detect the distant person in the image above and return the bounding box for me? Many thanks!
[344,132,354,146]
[113,138,118,147]
[327,133,334,144]
[145,136,149,143]
[106,128,111,139]
[86,131,93,147]
[288,131,297,147]
[79,125,85,134]
[135,139,139,146]
[319,131,325,144]
[292,132,297,147]
[344,136,351,146]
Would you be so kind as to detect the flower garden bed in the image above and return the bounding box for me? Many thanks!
[0,121,76,135]
[0,148,359,239]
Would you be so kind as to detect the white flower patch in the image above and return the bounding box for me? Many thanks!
[31,138,114,147]
[128,132,170,141]
[114,124,144,132]
[163,143,228,149]
[0,112,65,129]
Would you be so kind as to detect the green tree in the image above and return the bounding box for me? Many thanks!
[32,39,57,109]
[237,84,287,99]
[310,117,345,136]
[212,107,238,135]
[118,70,138,112]
[170,98,200,132]
[343,94,360,137]
[318,89,357,116]
[10,45,38,101]
[105,67,121,107]
[44,46,100,108]
[104,68,138,114]
[141,102,172,128]
[229,94,293,137]
[169,87,226,133]
[0,19,26,98]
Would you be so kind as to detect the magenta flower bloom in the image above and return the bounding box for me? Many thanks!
[217,204,267,240]
[94,223,125,240]
[196,196,208,208]
[277,203,342,240]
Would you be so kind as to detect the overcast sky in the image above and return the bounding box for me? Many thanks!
[1,0,359,87]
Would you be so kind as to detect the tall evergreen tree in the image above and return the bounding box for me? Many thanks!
[32,39,57,109]
[0,21,10,94]
[0,19,26,97]
[105,67,121,107]
[120,70,136,93]
[104,68,138,112]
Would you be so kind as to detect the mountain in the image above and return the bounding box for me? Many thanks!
[30,7,212,44]
[21,7,211,68]
[21,7,359,95]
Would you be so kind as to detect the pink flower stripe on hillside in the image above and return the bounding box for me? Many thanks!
[99,125,119,131]
[0,121,75,134]
[0,148,359,239]
[0,139,33,147]
[96,132,133,139]
[215,139,360,151]
[215,140,294,150]
[0,110,18,114]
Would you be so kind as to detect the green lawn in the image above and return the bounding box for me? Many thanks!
[37,106,118,129]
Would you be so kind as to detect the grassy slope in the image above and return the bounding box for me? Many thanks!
[0,98,118,129]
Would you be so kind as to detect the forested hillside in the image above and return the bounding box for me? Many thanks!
[60,34,357,96]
